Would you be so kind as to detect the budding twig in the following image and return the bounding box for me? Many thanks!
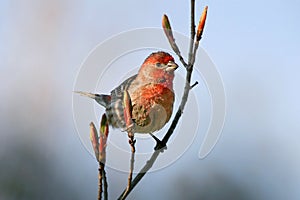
[99,115,109,163]
[90,122,99,161]
[120,89,136,199]
[196,6,208,42]
[162,14,188,68]
[191,6,208,65]
[90,114,109,200]
[121,147,135,200]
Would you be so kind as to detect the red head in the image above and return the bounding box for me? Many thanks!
[137,51,178,89]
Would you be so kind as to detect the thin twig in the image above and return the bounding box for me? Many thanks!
[188,0,196,66]
[97,114,109,200]
[190,42,199,66]
[192,6,208,64]
[98,163,103,200]
[178,54,189,68]
[121,89,136,198]
[162,14,188,68]
[98,162,108,200]
[121,132,135,198]
[128,150,135,186]
[121,149,135,199]
[102,164,108,200]
[128,132,136,153]
[190,81,199,90]
[190,0,196,40]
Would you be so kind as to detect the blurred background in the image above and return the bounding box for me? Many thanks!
[1,0,299,199]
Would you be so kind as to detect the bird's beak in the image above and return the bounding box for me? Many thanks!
[165,61,178,72]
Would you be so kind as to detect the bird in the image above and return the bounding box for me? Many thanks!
[76,51,178,134]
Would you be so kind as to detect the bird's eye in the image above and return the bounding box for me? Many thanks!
[156,63,162,68]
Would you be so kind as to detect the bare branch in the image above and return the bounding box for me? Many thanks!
[98,164,103,200]
[127,132,136,153]
[190,81,199,90]
[102,165,108,200]
[190,0,196,39]
[98,162,108,200]
[98,162,107,200]
[188,0,196,66]
[120,150,135,199]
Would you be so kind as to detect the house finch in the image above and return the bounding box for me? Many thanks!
[77,51,178,134]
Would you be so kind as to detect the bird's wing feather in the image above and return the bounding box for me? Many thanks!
[109,74,137,129]
[111,74,137,98]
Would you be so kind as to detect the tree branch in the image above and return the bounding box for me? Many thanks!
[188,0,196,66]
[102,164,108,200]
[190,81,199,90]
[120,149,135,199]
[97,162,108,200]
[98,164,103,200]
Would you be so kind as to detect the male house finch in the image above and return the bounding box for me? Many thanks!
[77,51,178,134]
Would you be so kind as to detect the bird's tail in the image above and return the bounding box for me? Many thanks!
[74,91,111,108]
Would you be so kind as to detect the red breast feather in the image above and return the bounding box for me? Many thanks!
[131,83,174,130]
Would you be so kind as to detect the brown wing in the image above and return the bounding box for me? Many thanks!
[107,74,137,129]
